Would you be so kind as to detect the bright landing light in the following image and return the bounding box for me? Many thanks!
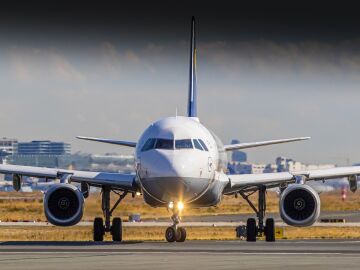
[177,201,184,211]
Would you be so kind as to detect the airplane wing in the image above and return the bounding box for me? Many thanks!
[76,136,137,148]
[0,164,138,192]
[223,137,310,151]
[225,166,360,193]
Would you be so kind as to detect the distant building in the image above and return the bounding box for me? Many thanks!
[228,156,335,175]
[228,162,270,174]
[264,164,278,173]
[2,140,71,168]
[230,139,247,162]
[0,137,18,156]
[276,156,304,172]
[6,154,63,168]
[15,140,71,155]
[275,156,335,172]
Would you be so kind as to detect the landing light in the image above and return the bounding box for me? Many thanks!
[168,201,174,209]
[177,201,184,211]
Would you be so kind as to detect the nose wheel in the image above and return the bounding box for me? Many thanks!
[165,209,187,242]
[165,226,187,242]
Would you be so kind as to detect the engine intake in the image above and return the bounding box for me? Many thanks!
[280,184,320,227]
[44,184,84,226]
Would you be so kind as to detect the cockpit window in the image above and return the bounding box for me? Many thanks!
[155,139,174,149]
[198,139,209,151]
[141,138,156,152]
[193,139,203,150]
[175,139,193,149]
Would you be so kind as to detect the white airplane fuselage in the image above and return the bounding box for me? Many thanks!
[135,116,229,207]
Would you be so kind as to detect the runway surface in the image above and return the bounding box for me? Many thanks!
[1,210,359,227]
[1,221,360,227]
[0,240,360,269]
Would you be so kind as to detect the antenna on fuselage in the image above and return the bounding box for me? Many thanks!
[187,16,197,118]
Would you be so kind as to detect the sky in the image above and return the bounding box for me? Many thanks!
[1,3,360,165]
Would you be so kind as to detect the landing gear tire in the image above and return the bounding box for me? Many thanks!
[246,218,257,242]
[176,227,187,242]
[111,217,122,242]
[165,227,177,242]
[265,218,275,242]
[93,217,104,242]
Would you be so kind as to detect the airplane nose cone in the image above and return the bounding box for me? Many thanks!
[139,150,210,203]
[143,150,176,177]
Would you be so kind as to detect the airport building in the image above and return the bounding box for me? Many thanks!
[2,140,71,168]
[228,156,335,175]
[0,137,18,156]
[15,140,71,155]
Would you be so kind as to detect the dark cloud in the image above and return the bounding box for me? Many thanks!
[2,2,360,163]
[2,2,360,43]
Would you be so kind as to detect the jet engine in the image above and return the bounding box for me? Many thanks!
[279,184,320,227]
[44,184,84,226]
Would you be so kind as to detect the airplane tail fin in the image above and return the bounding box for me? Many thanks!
[187,16,197,118]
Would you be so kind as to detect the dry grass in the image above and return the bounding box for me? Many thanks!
[0,226,359,241]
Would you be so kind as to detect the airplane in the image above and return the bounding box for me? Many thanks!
[0,17,359,243]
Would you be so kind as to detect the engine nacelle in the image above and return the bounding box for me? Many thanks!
[44,184,84,226]
[279,184,320,227]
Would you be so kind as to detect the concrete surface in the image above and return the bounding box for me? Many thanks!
[0,240,360,270]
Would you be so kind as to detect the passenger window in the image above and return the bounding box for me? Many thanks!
[141,138,156,152]
[193,139,203,150]
[198,139,209,151]
[175,139,193,149]
[155,139,174,149]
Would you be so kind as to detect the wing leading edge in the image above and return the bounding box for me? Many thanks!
[76,136,136,148]
[225,166,360,193]
[0,164,138,192]
[224,137,310,151]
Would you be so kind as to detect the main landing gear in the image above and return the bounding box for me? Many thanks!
[165,204,187,243]
[93,186,128,242]
[239,186,275,242]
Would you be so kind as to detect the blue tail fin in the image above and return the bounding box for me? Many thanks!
[187,16,197,117]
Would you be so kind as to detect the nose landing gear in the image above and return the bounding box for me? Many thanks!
[165,205,187,242]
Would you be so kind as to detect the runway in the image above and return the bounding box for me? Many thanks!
[1,210,359,227]
[0,240,360,269]
[1,221,360,227]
